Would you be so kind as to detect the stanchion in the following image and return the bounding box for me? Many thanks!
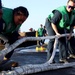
[35,31,46,52]
[36,31,39,46]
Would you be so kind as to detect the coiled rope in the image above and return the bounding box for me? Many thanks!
[0,33,75,75]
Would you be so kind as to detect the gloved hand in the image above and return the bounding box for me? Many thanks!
[0,34,9,50]
[0,34,8,44]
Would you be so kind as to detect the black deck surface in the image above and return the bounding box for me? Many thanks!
[0,45,75,75]
[9,47,75,75]
[11,51,47,65]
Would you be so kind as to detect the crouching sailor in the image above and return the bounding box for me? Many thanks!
[0,0,29,71]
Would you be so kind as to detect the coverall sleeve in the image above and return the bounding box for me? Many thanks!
[50,10,62,25]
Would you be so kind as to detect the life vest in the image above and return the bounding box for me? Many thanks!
[38,28,44,36]
[48,6,75,30]
[2,7,21,34]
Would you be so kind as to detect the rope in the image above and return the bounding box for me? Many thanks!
[47,38,58,64]
[1,62,75,75]
[0,33,72,56]
[0,33,75,75]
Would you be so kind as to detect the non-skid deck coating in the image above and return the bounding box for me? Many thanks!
[11,51,47,65]
[0,45,75,75]
[8,47,75,75]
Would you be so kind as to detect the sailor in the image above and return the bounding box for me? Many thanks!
[0,0,29,69]
[45,0,75,63]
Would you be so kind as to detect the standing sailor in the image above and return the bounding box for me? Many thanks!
[45,0,75,63]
